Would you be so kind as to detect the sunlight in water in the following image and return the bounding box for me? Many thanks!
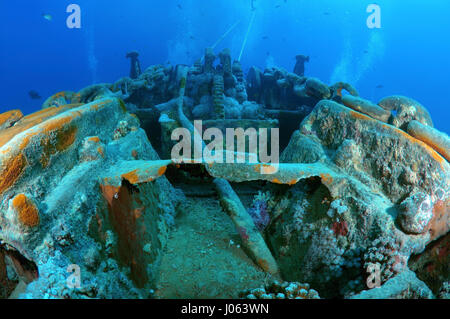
[330,31,385,86]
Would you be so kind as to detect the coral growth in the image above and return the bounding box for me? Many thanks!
[240,280,320,299]
[113,120,136,140]
[363,237,408,284]
[40,124,78,167]
[0,110,23,131]
[248,192,271,231]
[0,153,27,195]
[12,194,40,228]
[42,91,81,109]
[397,192,434,235]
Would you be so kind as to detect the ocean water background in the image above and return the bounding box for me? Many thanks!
[0,0,448,133]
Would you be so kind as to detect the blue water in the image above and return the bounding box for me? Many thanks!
[0,0,449,133]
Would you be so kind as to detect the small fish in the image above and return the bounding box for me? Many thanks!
[363,50,369,54]
[323,12,331,16]
[28,90,42,100]
[42,13,52,21]
[275,5,281,8]
[262,36,269,40]
[177,4,182,10]
[375,84,384,89]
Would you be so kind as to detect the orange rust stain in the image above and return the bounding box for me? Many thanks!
[22,108,56,121]
[90,99,111,111]
[44,92,83,108]
[90,103,100,111]
[396,129,445,166]
[12,194,39,228]
[0,121,41,150]
[100,181,149,287]
[270,177,298,185]
[349,110,374,121]
[256,258,270,272]
[72,110,83,118]
[0,110,23,127]
[336,87,343,98]
[429,198,449,242]
[133,207,143,219]
[320,173,333,185]
[157,166,167,176]
[41,116,73,133]
[88,136,100,143]
[23,107,58,120]
[40,125,78,168]
[408,130,448,162]
[0,153,27,195]
[271,178,283,184]
[99,184,120,206]
[55,125,77,152]
[121,170,140,184]
[97,147,105,157]
[0,104,80,150]
[131,150,138,159]
[427,148,445,165]
[54,91,66,98]
[261,164,277,175]
[19,131,39,150]
[22,104,79,123]
[254,163,277,174]
[1,147,12,155]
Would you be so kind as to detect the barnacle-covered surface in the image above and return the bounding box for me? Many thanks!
[0,49,448,299]
[0,98,181,298]
[239,280,320,299]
